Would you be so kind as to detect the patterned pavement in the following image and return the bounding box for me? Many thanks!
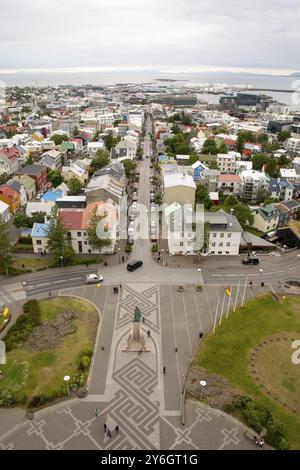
[0,282,264,450]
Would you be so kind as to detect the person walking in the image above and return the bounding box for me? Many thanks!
[48,291,52,297]
[163,366,166,374]
[147,330,150,337]
[115,425,119,435]
[107,428,112,439]
[95,408,100,417]
[103,423,107,433]
[249,280,253,290]
[258,437,264,448]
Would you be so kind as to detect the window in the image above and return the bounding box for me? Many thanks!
[212,233,217,238]
[220,233,224,238]
[219,242,223,247]
[226,242,230,247]
[227,233,232,238]
[212,242,216,247]
[180,242,184,247]
[83,232,87,236]
[84,241,88,245]
[36,240,42,245]
[218,251,222,254]
[225,251,230,254]
[77,232,82,237]
[211,251,215,254]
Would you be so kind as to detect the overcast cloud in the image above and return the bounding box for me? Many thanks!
[0,0,299,72]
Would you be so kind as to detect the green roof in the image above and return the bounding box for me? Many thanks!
[60,142,75,151]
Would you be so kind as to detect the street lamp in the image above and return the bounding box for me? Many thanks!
[64,375,70,396]
[199,380,207,400]
[161,248,164,266]
[60,256,63,268]
[117,247,121,264]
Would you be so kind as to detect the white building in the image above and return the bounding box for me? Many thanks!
[0,200,10,222]
[217,151,241,173]
[287,137,300,154]
[205,210,242,256]
[240,170,270,201]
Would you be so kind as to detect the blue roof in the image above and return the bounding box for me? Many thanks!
[31,223,49,238]
[41,190,63,202]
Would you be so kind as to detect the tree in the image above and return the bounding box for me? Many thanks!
[48,169,64,187]
[0,216,13,276]
[103,132,119,152]
[217,142,228,154]
[89,149,110,174]
[47,206,74,265]
[196,184,212,210]
[0,172,10,185]
[50,134,69,146]
[236,131,256,154]
[277,131,290,142]
[14,211,29,229]
[68,177,83,195]
[72,127,80,138]
[122,159,136,178]
[113,119,122,127]
[223,196,254,228]
[202,139,218,155]
[256,187,270,204]
[87,206,112,252]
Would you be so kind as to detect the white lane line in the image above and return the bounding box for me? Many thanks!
[69,277,82,281]
[53,280,66,283]
[211,274,223,277]
[33,282,50,287]
[288,267,297,271]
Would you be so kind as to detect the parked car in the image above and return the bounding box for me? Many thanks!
[132,192,138,201]
[127,260,143,271]
[242,258,260,265]
[85,274,104,284]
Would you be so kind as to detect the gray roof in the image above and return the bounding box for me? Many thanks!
[93,161,125,181]
[241,232,277,248]
[16,164,45,176]
[281,199,300,210]
[204,209,242,233]
[7,180,22,192]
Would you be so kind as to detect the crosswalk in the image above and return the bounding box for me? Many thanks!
[0,283,26,306]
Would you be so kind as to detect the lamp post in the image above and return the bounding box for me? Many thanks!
[117,247,121,264]
[199,380,207,400]
[161,248,164,266]
[60,256,63,268]
[64,375,70,396]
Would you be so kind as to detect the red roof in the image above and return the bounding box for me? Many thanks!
[219,174,241,183]
[242,149,252,157]
[0,147,19,160]
[224,139,236,146]
[59,210,83,230]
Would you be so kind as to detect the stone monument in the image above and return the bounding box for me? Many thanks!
[122,306,150,352]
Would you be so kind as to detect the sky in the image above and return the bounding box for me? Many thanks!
[0,0,299,74]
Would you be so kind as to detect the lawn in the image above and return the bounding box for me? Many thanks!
[194,294,300,449]
[13,257,50,271]
[0,297,99,405]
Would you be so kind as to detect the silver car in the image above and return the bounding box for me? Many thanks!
[85,274,104,284]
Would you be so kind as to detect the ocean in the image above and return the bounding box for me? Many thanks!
[1,70,299,111]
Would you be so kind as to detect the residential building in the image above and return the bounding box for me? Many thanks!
[252,205,279,233]
[40,149,63,170]
[0,200,10,222]
[287,137,300,154]
[268,178,294,201]
[280,168,298,184]
[0,148,19,175]
[0,185,20,214]
[163,173,196,206]
[280,200,300,219]
[218,174,242,196]
[6,180,27,206]
[62,162,88,184]
[11,175,36,200]
[275,203,291,227]
[200,169,220,192]
[85,174,125,205]
[15,164,49,192]
[217,151,241,173]
[31,222,50,254]
[205,210,242,256]
[56,195,87,209]
[240,170,270,201]
[26,200,56,217]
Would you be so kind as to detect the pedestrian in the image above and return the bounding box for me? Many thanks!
[95,408,100,417]
[175,347,178,352]
[115,425,119,435]
[147,330,150,337]
[107,428,111,439]
[101,346,105,350]
[140,348,143,355]
[103,423,107,433]
[258,438,264,448]
[48,291,52,297]
[199,332,203,339]
[163,366,166,374]
[142,316,145,323]
[249,280,253,290]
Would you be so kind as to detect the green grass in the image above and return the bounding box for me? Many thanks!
[13,258,50,270]
[0,297,99,404]
[195,294,300,449]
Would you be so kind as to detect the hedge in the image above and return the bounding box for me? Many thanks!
[3,299,41,351]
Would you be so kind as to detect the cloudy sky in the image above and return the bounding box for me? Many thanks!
[0,0,299,73]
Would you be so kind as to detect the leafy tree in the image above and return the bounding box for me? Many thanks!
[50,134,69,146]
[223,196,254,228]
[103,132,119,152]
[236,131,256,154]
[0,216,13,275]
[217,142,228,154]
[164,132,193,157]
[87,206,111,252]
[26,155,34,165]
[47,169,64,187]
[277,131,290,142]
[113,119,122,127]
[30,212,47,225]
[14,211,29,228]
[256,187,270,204]
[68,177,83,195]
[122,159,136,178]
[0,172,10,185]
[257,133,269,144]
[172,123,181,135]
[196,184,212,210]
[46,206,74,265]
[202,139,218,155]
[89,149,110,174]
[72,127,80,138]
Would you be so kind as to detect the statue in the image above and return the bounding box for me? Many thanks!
[133,306,142,322]
[122,306,150,352]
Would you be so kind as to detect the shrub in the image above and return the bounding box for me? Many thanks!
[151,244,158,253]
[4,299,41,351]
[70,372,86,389]
[0,390,17,407]
[265,420,289,450]
[125,244,132,253]
[80,355,91,371]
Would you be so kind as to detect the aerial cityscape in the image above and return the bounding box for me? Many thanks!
[0,0,300,459]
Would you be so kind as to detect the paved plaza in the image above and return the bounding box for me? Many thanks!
[0,281,269,450]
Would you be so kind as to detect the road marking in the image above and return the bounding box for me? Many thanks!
[69,277,82,281]
[53,280,65,283]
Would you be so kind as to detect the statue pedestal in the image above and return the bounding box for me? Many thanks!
[122,322,150,352]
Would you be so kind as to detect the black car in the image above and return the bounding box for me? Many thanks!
[242,258,260,265]
[127,260,143,271]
